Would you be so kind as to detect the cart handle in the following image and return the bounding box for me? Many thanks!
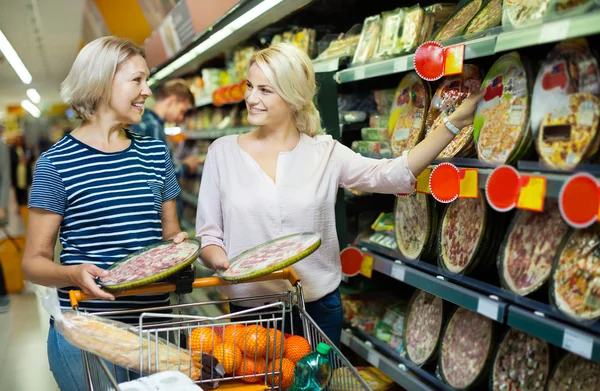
[69,267,301,308]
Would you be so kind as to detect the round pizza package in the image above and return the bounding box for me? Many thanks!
[99,238,201,290]
[404,290,444,367]
[388,72,430,157]
[498,202,569,296]
[464,0,503,36]
[394,193,438,261]
[532,39,600,170]
[438,196,490,275]
[474,52,532,165]
[424,64,482,158]
[551,224,600,322]
[502,0,552,28]
[221,233,321,282]
[490,328,550,391]
[547,354,600,391]
[439,307,495,390]
[433,0,483,42]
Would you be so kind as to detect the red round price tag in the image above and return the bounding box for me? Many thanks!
[340,247,363,277]
[485,165,520,212]
[414,42,444,81]
[429,163,460,203]
[559,173,599,228]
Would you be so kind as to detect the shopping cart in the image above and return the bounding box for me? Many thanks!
[69,267,372,391]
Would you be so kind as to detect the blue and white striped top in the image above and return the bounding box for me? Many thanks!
[29,130,181,323]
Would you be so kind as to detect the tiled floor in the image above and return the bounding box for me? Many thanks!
[0,290,59,391]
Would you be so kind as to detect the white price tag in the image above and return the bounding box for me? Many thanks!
[477,297,499,321]
[354,68,366,80]
[394,57,408,73]
[341,332,351,347]
[539,19,569,44]
[367,350,380,367]
[562,329,593,360]
[391,264,406,282]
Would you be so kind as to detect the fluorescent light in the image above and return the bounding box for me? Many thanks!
[26,88,41,104]
[153,0,283,82]
[164,126,181,136]
[21,100,41,118]
[0,29,32,84]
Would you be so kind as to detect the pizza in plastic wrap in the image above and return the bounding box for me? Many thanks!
[404,290,443,366]
[491,329,550,391]
[440,307,493,389]
[499,203,569,296]
[552,224,600,321]
[547,354,600,391]
[433,0,482,42]
[394,193,431,260]
[504,0,551,27]
[464,0,503,35]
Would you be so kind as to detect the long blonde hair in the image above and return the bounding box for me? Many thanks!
[249,43,322,137]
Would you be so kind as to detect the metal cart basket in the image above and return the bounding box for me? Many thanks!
[69,268,372,391]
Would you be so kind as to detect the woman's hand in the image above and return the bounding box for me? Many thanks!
[448,87,486,129]
[200,245,230,271]
[67,264,115,301]
[173,231,189,244]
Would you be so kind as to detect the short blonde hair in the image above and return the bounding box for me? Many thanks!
[60,36,145,121]
[250,43,322,137]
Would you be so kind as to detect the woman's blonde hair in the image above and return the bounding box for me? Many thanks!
[249,43,322,137]
[60,36,145,121]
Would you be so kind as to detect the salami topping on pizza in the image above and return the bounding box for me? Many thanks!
[405,291,443,365]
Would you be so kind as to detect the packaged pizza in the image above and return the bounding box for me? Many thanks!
[418,12,436,45]
[433,0,483,42]
[375,9,405,58]
[438,196,491,275]
[424,64,482,158]
[388,72,430,157]
[553,0,596,15]
[403,290,444,366]
[464,0,504,36]
[552,224,600,322]
[490,329,550,391]
[547,353,600,391]
[398,6,425,54]
[351,140,393,158]
[425,3,457,27]
[502,0,552,28]
[498,202,569,296]
[394,193,438,261]
[439,307,495,390]
[474,52,532,165]
[532,39,600,170]
[361,127,389,142]
[352,15,382,65]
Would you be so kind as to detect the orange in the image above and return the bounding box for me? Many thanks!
[240,357,267,383]
[188,327,222,354]
[266,358,295,390]
[267,329,286,359]
[213,341,243,374]
[284,336,312,363]
[223,324,247,346]
[238,325,268,358]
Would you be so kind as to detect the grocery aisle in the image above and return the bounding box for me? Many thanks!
[0,290,59,391]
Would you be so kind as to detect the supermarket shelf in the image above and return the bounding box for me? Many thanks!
[194,95,214,108]
[352,244,507,322]
[313,58,342,73]
[180,190,198,207]
[507,306,600,364]
[335,9,600,83]
[340,330,437,391]
[183,126,254,140]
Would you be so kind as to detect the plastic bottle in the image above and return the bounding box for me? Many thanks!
[288,342,332,391]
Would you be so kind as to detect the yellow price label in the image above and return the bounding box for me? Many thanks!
[517,176,546,212]
[360,254,374,279]
[444,45,465,76]
[459,168,478,198]
[416,168,432,194]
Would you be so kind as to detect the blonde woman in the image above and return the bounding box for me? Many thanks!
[196,43,486,345]
[22,36,188,390]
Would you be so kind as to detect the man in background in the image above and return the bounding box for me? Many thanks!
[130,79,200,177]
[0,131,11,312]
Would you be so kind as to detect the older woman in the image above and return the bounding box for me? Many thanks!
[22,36,188,390]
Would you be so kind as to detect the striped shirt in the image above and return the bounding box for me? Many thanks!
[29,130,180,323]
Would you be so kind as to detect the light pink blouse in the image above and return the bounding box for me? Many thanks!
[195,133,416,304]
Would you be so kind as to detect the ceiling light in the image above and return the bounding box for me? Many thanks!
[152,0,283,82]
[0,29,32,84]
[21,100,41,118]
[26,88,41,104]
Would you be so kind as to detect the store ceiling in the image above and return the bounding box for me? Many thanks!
[0,0,86,110]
